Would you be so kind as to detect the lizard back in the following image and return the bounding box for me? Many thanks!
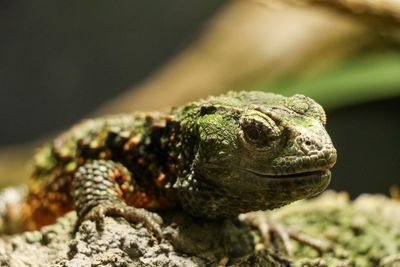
[23,112,178,229]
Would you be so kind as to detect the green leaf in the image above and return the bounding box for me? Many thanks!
[249,52,400,110]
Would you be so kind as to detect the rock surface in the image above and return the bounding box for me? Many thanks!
[1,191,399,266]
[0,210,290,266]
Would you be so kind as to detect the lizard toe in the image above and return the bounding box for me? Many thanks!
[79,202,163,239]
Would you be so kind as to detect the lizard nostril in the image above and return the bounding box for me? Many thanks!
[305,140,311,146]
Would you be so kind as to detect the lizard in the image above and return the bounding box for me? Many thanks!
[19,91,337,241]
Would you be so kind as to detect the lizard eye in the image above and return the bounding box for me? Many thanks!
[243,126,268,146]
[239,112,281,150]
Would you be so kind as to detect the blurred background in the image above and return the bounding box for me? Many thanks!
[0,0,399,197]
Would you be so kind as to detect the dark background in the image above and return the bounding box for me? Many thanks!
[0,0,226,144]
[0,1,399,197]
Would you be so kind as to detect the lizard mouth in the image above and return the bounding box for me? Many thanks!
[245,169,330,180]
[232,168,331,203]
[204,163,332,198]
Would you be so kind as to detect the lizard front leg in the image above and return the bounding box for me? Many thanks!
[73,160,163,238]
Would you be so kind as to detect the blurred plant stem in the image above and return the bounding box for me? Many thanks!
[96,0,371,114]
[291,0,400,26]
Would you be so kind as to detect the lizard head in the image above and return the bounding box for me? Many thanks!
[173,91,337,218]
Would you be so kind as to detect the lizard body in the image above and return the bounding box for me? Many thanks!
[21,91,337,232]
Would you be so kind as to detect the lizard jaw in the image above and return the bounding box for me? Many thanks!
[245,169,330,180]
[233,168,331,202]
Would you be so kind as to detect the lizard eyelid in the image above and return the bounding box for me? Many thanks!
[239,116,280,150]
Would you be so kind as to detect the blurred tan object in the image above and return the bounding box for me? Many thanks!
[97,0,388,114]
[0,144,34,187]
[294,0,400,23]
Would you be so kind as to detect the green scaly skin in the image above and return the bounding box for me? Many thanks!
[22,91,336,235]
[172,91,336,218]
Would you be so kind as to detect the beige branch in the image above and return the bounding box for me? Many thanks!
[290,0,400,23]
[97,0,372,114]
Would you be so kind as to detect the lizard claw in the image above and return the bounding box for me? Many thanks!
[121,205,164,238]
[240,211,330,257]
[81,203,164,239]
[239,211,293,257]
